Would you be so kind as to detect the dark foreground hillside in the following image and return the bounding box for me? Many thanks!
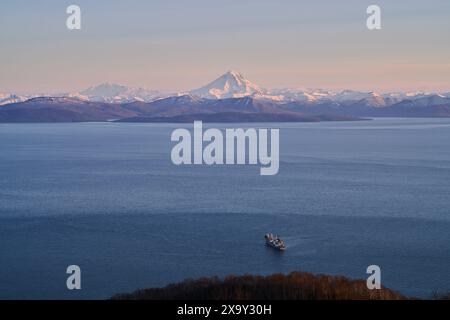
[112,272,407,300]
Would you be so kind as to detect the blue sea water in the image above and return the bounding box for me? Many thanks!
[0,118,449,299]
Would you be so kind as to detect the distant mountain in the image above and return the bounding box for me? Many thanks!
[268,88,330,103]
[0,94,364,123]
[0,83,164,106]
[390,95,450,108]
[190,71,266,99]
[350,93,404,108]
[0,97,137,122]
[2,72,448,106]
[75,83,164,103]
[266,88,441,106]
[283,96,450,117]
[1,90,449,122]
[0,94,29,106]
[330,90,376,103]
[1,71,450,122]
[122,95,282,117]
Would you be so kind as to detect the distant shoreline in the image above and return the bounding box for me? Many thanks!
[0,113,368,124]
[115,112,367,123]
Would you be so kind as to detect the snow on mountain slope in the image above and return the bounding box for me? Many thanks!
[190,71,266,99]
[403,94,450,107]
[78,83,163,103]
[350,92,403,108]
[269,88,334,103]
[330,90,376,103]
[0,94,31,106]
[2,72,449,107]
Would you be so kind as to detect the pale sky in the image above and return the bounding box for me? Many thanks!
[1,0,449,94]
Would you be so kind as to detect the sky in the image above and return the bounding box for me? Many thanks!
[1,0,449,94]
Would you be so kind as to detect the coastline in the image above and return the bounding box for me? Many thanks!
[111,271,408,300]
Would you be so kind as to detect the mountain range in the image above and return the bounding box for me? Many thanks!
[1,71,450,122]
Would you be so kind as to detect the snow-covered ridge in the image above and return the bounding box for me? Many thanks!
[76,83,164,103]
[0,93,43,106]
[2,71,449,106]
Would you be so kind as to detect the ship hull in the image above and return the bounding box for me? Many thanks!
[266,243,286,251]
[265,237,286,251]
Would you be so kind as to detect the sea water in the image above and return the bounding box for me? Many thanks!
[1,118,449,299]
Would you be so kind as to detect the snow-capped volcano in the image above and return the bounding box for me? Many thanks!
[190,71,266,99]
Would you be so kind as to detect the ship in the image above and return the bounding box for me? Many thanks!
[264,233,286,251]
